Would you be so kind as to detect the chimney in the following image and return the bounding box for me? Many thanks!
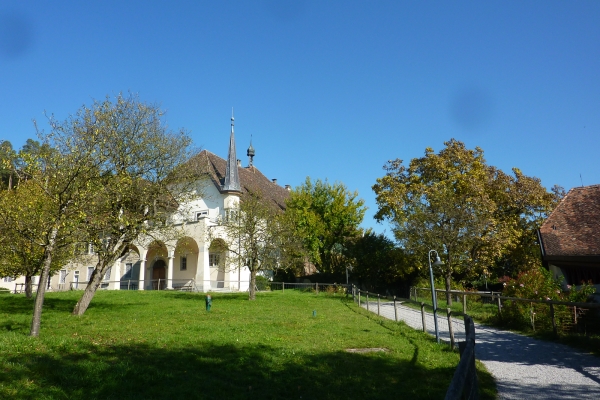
[285,185,291,191]
[272,178,277,184]
[237,159,241,167]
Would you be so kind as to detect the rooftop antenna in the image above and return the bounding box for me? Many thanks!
[580,173,583,187]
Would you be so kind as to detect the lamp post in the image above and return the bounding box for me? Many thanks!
[428,249,444,343]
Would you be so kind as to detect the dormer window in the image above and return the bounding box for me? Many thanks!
[196,210,209,221]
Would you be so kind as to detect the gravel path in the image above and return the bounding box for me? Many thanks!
[361,300,600,399]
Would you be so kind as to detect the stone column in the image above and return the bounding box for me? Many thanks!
[167,255,174,289]
[139,259,146,291]
[111,259,121,290]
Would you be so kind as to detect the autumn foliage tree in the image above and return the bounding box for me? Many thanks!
[373,139,559,305]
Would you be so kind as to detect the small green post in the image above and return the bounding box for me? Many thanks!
[205,294,212,311]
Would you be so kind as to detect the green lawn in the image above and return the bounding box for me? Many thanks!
[0,290,495,399]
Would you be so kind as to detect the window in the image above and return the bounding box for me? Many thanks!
[124,263,133,278]
[209,254,220,267]
[59,270,67,284]
[180,256,187,271]
[196,210,209,221]
[103,267,112,281]
[87,267,95,280]
[88,243,94,255]
[73,271,80,289]
[3,277,12,283]
[225,209,238,222]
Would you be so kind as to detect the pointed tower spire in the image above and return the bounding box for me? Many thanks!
[222,109,241,192]
[247,134,255,168]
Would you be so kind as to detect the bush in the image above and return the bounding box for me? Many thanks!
[500,269,596,332]
[255,275,271,291]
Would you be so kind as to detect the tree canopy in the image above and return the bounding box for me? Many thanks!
[285,177,366,277]
[373,139,560,303]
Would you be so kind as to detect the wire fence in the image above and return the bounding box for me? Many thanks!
[350,285,478,399]
[268,282,350,295]
[412,287,600,337]
[12,279,263,294]
[351,286,466,346]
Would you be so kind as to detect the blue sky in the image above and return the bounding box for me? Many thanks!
[1,1,599,235]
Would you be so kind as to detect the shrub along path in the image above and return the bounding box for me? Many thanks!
[365,300,600,399]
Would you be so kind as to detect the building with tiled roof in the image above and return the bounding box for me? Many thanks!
[538,185,600,292]
[1,115,291,293]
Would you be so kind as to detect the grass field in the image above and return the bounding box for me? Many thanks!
[0,290,495,399]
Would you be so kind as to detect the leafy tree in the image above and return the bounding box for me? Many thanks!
[6,129,100,336]
[2,93,193,335]
[285,178,366,276]
[345,231,415,291]
[214,191,299,300]
[0,180,71,297]
[0,140,16,190]
[373,139,557,305]
[69,94,195,315]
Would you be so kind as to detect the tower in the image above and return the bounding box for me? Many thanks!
[222,110,241,193]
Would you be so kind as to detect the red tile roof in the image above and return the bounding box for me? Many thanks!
[539,185,600,257]
[191,150,290,210]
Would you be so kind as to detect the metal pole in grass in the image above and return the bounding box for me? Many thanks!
[428,250,444,344]
[366,292,369,312]
[393,296,398,322]
[377,294,380,316]
[358,289,361,306]
[447,308,455,348]
[421,302,427,332]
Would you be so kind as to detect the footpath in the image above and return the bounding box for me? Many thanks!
[362,300,600,400]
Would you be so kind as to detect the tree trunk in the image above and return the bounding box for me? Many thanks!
[25,275,33,299]
[445,273,453,307]
[248,268,257,300]
[72,261,107,316]
[29,227,58,337]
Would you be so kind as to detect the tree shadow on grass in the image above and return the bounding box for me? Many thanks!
[1,341,456,400]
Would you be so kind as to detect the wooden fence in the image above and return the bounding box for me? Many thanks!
[444,315,478,400]
[413,287,600,336]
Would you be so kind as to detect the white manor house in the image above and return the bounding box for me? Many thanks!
[1,116,290,293]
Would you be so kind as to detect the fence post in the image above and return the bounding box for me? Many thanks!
[394,296,398,322]
[462,294,467,314]
[358,289,361,306]
[366,292,369,312]
[447,308,455,349]
[421,302,427,332]
[377,294,380,316]
[316,282,319,294]
[496,295,502,319]
[530,303,535,331]
[282,282,285,293]
[550,303,558,336]
[573,306,577,325]
[158,279,161,290]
